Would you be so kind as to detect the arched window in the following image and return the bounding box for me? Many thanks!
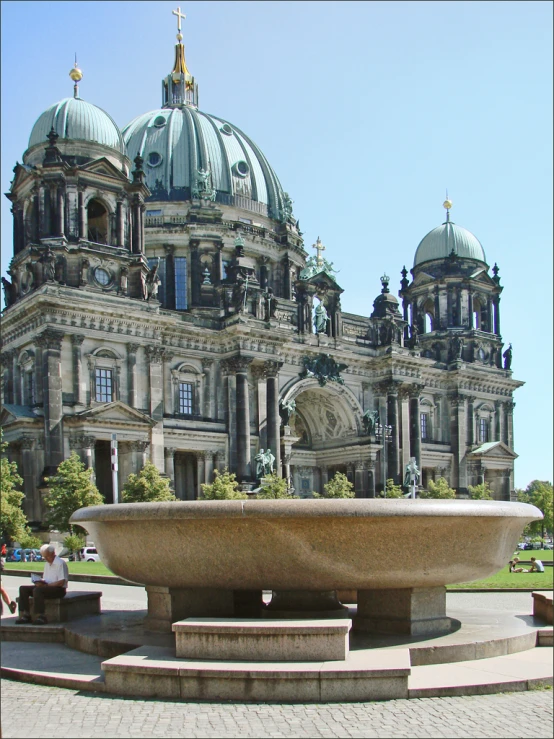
[87,199,109,244]
[422,298,434,333]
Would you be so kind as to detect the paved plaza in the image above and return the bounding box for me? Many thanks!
[1,678,553,738]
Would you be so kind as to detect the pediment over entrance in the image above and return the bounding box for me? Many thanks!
[468,441,517,460]
[68,401,155,427]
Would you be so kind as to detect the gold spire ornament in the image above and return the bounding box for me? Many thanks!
[171,6,191,78]
[69,54,83,98]
[313,236,326,268]
[443,191,452,222]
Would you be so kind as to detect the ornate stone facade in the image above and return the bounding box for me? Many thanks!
[0,26,523,525]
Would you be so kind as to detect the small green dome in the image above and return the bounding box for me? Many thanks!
[414,221,486,267]
[28,97,124,153]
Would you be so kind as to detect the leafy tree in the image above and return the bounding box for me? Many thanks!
[468,482,494,500]
[121,462,176,503]
[419,477,456,499]
[0,430,29,543]
[313,472,354,499]
[200,469,248,500]
[63,532,86,560]
[18,532,42,550]
[43,452,104,535]
[257,472,296,499]
[518,480,553,540]
[380,478,404,498]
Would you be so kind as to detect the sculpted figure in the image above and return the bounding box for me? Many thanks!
[403,458,420,488]
[314,301,329,334]
[43,249,55,282]
[255,449,266,479]
[263,448,275,475]
[503,343,512,370]
[362,409,379,436]
[279,399,296,426]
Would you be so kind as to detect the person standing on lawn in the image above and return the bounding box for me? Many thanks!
[529,557,545,573]
[16,544,68,624]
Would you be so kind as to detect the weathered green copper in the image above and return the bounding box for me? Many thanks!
[28,97,125,153]
[414,221,486,267]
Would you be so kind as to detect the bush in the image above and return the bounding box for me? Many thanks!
[200,469,247,500]
[380,479,404,498]
[468,482,493,500]
[420,477,457,499]
[256,472,296,499]
[122,462,176,503]
[18,532,42,550]
[313,472,354,499]
[63,533,85,559]
[43,452,104,535]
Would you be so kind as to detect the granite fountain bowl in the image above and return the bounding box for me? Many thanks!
[70,499,542,591]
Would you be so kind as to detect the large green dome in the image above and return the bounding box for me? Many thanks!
[122,107,289,220]
[27,97,125,154]
[414,221,486,267]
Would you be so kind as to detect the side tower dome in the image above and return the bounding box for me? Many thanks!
[24,68,127,173]
[399,200,503,369]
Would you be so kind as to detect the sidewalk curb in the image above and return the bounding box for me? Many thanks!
[3,569,553,592]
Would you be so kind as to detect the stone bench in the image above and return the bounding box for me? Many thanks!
[532,591,553,625]
[173,618,352,661]
[28,591,102,623]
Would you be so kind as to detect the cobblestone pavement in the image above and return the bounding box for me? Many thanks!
[1,679,552,738]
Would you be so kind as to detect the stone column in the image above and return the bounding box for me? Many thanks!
[164,447,176,488]
[71,334,85,406]
[251,365,268,449]
[116,199,124,247]
[449,394,467,491]
[265,360,283,476]
[57,187,65,237]
[493,296,501,336]
[41,329,65,474]
[12,351,21,405]
[215,450,226,474]
[196,451,207,497]
[229,356,253,482]
[130,440,149,474]
[78,189,85,239]
[504,400,515,449]
[468,292,474,329]
[354,461,366,498]
[367,459,376,498]
[20,436,38,521]
[146,346,165,472]
[408,385,423,470]
[467,396,475,446]
[320,465,329,494]
[1,351,14,404]
[70,435,96,481]
[221,361,237,475]
[127,344,139,408]
[201,358,214,419]
[386,381,401,483]
[494,400,503,442]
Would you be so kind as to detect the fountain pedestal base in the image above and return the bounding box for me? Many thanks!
[354,586,452,635]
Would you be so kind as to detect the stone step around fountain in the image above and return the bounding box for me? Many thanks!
[172,618,351,661]
[101,644,411,702]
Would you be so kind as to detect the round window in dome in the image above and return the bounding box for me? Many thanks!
[153,116,167,128]
[147,152,163,167]
[94,267,111,286]
[220,123,233,136]
[233,160,250,178]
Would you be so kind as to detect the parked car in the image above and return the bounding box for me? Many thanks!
[79,547,100,562]
[7,548,43,562]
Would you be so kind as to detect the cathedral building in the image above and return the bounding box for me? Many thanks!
[1,14,522,526]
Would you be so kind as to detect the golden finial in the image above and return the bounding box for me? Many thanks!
[443,189,452,211]
[69,53,83,82]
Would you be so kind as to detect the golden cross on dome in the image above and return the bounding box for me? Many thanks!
[312,236,326,267]
[172,6,186,38]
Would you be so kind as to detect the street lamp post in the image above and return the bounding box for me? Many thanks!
[375,421,393,496]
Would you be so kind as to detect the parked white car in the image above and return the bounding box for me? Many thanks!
[79,547,100,562]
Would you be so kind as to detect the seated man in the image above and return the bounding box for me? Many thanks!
[529,557,545,573]
[16,544,68,624]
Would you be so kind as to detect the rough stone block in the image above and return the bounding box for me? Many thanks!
[31,592,101,623]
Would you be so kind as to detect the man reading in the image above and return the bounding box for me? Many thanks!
[16,544,68,624]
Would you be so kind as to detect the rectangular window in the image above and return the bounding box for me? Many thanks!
[420,413,428,440]
[179,382,193,415]
[147,257,166,307]
[175,257,187,310]
[95,368,113,403]
[479,418,489,443]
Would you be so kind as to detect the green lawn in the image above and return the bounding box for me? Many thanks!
[4,551,553,590]
[3,561,114,577]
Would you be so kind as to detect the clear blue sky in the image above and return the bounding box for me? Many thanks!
[1,1,552,488]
